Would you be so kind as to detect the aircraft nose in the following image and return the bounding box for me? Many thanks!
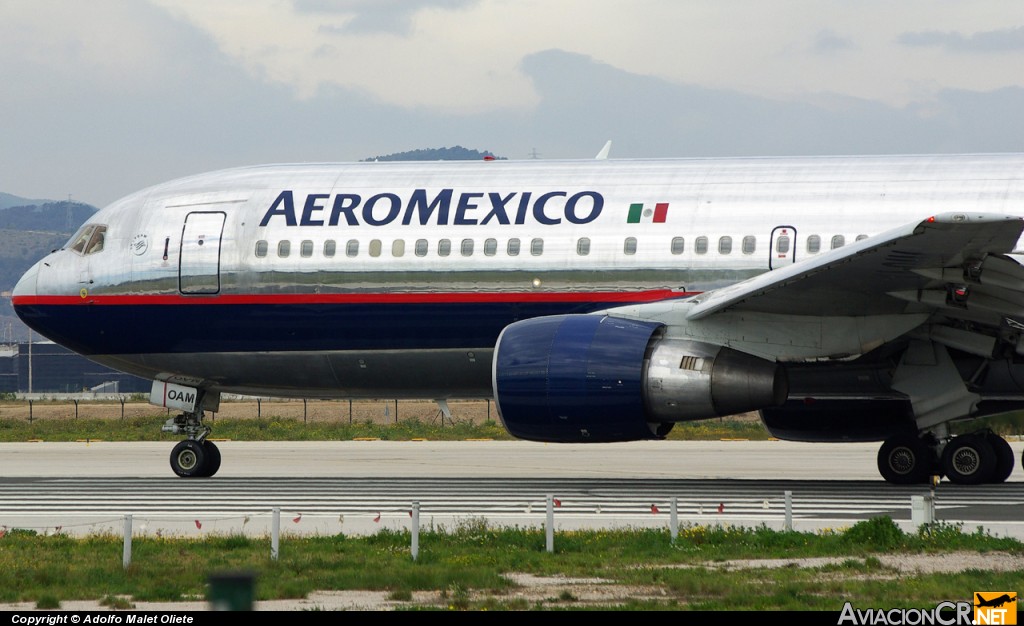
[13,261,39,299]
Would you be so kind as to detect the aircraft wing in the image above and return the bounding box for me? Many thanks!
[685,213,1024,320]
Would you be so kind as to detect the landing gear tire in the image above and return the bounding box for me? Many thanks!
[170,440,208,478]
[941,434,996,485]
[877,435,934,484]
[986,433,1015,484]
[200,440,222,478]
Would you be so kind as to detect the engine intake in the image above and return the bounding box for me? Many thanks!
[493,314,787,443]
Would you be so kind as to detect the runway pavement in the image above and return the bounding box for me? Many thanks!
[1,440,1022,538]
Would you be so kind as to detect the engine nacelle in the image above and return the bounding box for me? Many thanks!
[492,314,787,443]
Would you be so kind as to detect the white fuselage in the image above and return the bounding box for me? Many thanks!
[13,153,1024,397]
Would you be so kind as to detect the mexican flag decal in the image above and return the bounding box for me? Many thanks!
[627,202,668,223]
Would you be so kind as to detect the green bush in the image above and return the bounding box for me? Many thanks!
[842,516,904,550]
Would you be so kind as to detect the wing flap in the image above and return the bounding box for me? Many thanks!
[686,213,1024,320]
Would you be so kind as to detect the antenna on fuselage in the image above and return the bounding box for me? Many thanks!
[595,140,612,160]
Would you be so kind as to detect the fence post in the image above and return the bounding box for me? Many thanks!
[411,501,420,561]
[303,399,307,424]
[74,399,79,420]
[670,496,679,543]
[545,495,554,553]
[257,398,261,418]
[28,399,32,424]
[120,396,125,420]
[784,490,793,532]
[271,507,280,561]
[123,514,132,570]
[349,399,352,424]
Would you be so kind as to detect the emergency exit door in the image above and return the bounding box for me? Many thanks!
[769,225,797,270]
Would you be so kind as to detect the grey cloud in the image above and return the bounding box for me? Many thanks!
[897,26,1024,52]
[513,49,1024,159]
[295,0,479,35]
[812,29,856,54]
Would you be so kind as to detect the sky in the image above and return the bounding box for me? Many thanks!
[4,0,1024,207]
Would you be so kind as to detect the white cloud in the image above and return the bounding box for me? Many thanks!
[5,0,1024,206]
[138,1,1024,112]
[295,0,480,35]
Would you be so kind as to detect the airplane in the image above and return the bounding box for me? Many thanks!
[11,152,1024,483]
[975,593,1016,609]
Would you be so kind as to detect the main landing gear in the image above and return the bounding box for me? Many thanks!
[877,430,1015,485]
[163,409,221,478]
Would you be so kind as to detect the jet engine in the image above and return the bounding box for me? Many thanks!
[492,314,787,442]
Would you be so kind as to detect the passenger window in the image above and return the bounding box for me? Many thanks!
[392,239,405,257]
[346,239,359,257]
[718,236,732,255]
[776,235,790,254]
[695,236,709,255]
[461,239,474,256]
[624,237,637,255]
[741,235,755,255]
[369,239,382,257]
[807,235,821,254]
[507,238,521,256]
[438,239,451,257]
[671,237,684,255]
[255,240,268,258]
[856,234,868,242]
[577,237,591,256]
[324,240,336,257]
[831,235,845,249]
[415,239,428,257]
[484,238,497,256]
[278,240,291,258]
[300,240,313,258]
[530,238,544,256]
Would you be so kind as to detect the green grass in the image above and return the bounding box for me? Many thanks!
[0,415,514,442]
[0,517,1020,610]
[2,401,1021,443]
[0,414,776,442]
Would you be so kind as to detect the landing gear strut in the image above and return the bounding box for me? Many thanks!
[163,409,221,478]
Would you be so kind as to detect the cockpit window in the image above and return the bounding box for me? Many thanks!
[68,225,94,254]
[67,224,107,255]
[85,226,106,254]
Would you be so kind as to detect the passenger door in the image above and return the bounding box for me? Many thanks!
[179,212,226,295]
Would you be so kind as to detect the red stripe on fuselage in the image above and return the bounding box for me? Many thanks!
[13,290,696,307]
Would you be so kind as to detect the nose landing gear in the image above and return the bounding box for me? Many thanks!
[163,410,221,478]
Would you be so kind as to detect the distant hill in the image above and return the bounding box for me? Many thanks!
[362,146,506,162]
[0,201,96,233]
[0,201,97,289]
[0,199,98,342]
[0,192,51,210]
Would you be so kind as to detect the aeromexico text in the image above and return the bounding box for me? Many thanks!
[259,189,605,227]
